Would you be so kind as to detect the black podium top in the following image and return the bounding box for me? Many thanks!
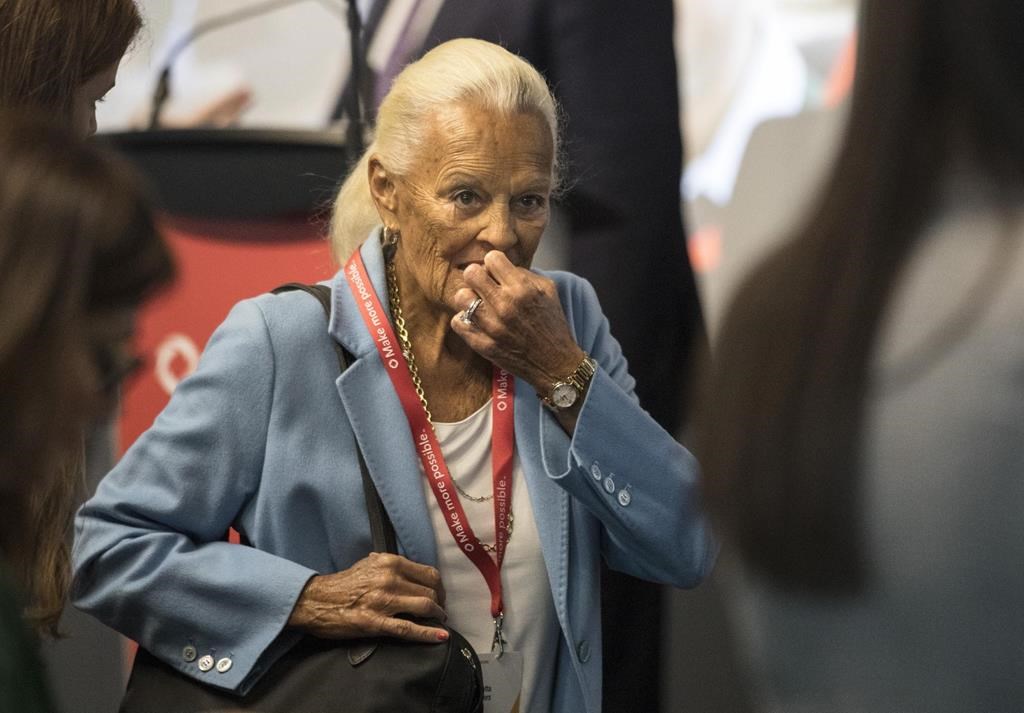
[97,129,350,221]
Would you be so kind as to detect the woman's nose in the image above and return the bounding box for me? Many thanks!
[479,206,516,248]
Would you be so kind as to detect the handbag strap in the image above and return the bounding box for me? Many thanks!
[272,282,398,555]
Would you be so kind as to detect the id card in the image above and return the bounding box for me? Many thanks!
[478,651,524,713]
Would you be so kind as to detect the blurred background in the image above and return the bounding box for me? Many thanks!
[47,1,858,711]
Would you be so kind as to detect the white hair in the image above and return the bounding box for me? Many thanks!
[329,38,561,261]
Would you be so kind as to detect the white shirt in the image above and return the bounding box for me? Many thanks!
[425,400,560,713]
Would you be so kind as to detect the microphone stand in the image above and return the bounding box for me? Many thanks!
[147,0,356,133]
[345,0,365,163]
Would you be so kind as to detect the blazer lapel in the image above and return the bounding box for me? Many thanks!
[329,237,438,567]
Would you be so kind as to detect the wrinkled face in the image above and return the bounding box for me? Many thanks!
[72,61,120,138]
[381,102,554,315]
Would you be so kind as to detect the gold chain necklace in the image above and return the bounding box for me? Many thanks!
[385,258,514,552]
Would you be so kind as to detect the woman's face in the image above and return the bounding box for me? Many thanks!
[377,102,554,316]
[72,61,120,138]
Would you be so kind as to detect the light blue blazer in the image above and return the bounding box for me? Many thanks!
[72,238,715,713]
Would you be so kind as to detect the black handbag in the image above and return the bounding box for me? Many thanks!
[119,283,483,713]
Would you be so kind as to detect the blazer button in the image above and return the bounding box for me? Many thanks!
[617,488,632,507]
[197,655,214,672]
[603,476,616,494]
[577,640,591,663]
[216,657,233,673]
[182,645,197,662]
[590,462,603,481]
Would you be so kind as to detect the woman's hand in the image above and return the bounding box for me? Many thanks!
[287,553,449,643]
[451,250,586,397]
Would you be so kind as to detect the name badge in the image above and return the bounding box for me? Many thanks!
[479,651,524,713]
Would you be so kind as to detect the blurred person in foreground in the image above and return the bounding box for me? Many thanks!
[0,0,142,138]
[72,39,715,713]
[0,113,174,712]
[0,0,148,626]
[700,1,1024,711]
[0,1,174,710]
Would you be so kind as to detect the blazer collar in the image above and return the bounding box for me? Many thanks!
[328,232,439,565]
[328,232,390,358]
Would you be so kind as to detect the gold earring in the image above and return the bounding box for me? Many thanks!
[381,225,399,260]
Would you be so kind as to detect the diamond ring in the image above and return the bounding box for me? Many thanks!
[460,297,483,325]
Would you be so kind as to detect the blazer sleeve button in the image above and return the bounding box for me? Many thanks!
[577,640,592,663]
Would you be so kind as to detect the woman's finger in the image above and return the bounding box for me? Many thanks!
[389,556,445,599]
[378,592,447,622]
[482,249,520,284]
[382,578,446,608]
[372,614,451,643]
[450,312,500,353]
[462,261,502,300]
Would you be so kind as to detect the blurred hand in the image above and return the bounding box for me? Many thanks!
[451,250,585,396]
[288,553,448,643]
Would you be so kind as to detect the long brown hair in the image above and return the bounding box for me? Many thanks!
[0,0,141,121]
[0,112,174,633]
[699,0,1024,592]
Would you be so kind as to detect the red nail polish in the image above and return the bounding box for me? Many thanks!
[437,630,449,641]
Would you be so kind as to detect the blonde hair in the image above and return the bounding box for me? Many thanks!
[329,38,561,261]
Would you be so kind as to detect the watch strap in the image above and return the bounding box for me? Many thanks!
[543,354,597,408]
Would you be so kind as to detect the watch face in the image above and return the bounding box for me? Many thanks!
[551,382,578,408]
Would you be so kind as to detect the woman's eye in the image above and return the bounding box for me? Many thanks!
[517,195,545,210]
[454,190,477,206]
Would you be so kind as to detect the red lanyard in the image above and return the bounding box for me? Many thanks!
[345,251,514,626]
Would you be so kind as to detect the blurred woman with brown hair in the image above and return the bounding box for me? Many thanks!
[0,0,142,136]
[701,1,1024,710]
[0,110,174,712]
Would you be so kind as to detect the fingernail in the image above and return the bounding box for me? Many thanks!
[437,630,449,641]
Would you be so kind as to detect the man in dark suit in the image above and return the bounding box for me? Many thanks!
[345,3,706,710]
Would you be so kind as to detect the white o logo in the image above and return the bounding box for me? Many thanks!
[496,400,509,411]
[155,333,200,396]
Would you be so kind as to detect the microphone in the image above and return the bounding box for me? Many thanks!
[147,0,356,132]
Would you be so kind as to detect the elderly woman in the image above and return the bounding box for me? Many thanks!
[72,39,714,713]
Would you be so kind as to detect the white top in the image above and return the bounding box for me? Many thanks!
[424,400,560,713]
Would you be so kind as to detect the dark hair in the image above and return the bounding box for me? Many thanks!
[698,0,1024,592]
[0,0,142,121]
[0,111,174,633]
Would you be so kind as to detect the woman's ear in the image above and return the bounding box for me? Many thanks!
[368,156,399,226]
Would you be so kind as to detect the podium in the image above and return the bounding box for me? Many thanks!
[98,128,346,446]
[99,128,349,220]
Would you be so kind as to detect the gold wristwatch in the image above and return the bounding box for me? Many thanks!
[544,355,597,410]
